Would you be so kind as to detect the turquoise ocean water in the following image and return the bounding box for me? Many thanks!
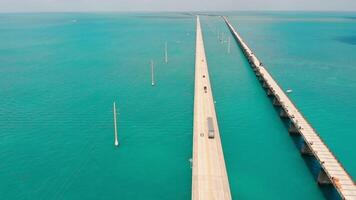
[0,12,355,199]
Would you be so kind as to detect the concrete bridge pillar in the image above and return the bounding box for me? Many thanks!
[288,123,299,135]
[273,97,281,106]
[279,108,289,118]
[267,89,274,96]
[262,81,268,88]
[317,169,332,185]
[301,142,313,155]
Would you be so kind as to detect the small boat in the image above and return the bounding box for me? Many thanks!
[286,89,293,93]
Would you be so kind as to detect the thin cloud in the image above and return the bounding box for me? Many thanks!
[0,0,355,12]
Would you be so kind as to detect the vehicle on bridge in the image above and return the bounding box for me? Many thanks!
[207,117,215,139]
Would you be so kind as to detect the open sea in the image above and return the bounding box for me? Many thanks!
[0,12,355,200]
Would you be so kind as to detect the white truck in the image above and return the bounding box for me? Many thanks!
[207,117,215,139]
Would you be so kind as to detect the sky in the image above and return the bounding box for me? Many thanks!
[0,0,356,12]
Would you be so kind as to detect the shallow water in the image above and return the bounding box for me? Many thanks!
[0,13,195,200]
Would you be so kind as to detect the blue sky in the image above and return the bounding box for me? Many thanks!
[0,0,356,12]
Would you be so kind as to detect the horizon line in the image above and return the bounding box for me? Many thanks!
[1,9,356,14]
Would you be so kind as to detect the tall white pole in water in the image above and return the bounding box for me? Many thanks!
[164,42,168,64]
[227,37,231,54]
[113,102,119,147]
[151,60,155,86]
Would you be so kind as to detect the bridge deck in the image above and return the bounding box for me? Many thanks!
[192,16,232,200]
[223,16,356,200]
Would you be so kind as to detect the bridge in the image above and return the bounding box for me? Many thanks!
[223,16,356,200]
[192,16,232,200]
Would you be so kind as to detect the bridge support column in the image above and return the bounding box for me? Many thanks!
[288,123,299,135]
[258,76,263,82]
[273,97,281,106]
[301,142,313,155]
[279,109,289,118]
[317,169,331,185]
[267,89,273,96]
[262,81,268,89]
